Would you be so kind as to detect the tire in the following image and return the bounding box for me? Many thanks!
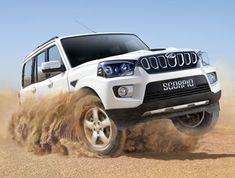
[172,107,219,136]
[78,93,126,157]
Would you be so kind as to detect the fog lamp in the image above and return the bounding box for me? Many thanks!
[115,85,134,98]
[207,72,217,85]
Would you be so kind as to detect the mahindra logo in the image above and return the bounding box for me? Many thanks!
[165,53,176,59]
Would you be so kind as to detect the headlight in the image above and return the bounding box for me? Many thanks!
[207,72,217,85]
[197,51,210,66]
[97,60,136,78]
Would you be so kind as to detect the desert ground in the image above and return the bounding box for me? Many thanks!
[0,91,235,178]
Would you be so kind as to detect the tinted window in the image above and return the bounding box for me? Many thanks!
[49,45,62,62]
[48,46,63,77]
[61,34,149,67]
[23,59,33,88]
[36,52,46,82]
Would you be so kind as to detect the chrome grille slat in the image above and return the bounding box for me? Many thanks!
[157,55,167,68]
[191,53,198,64]
[184,53,191,65]
[140,58,150,70]
[149,56,159,69]
[176,54,184,66]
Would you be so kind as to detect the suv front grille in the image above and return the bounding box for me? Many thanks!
[138,51,199,74]
[144,75,210,103]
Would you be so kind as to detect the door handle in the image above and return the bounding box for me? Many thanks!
[31,87,36,93]
[47,81,53,88]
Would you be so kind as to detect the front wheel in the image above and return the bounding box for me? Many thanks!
[172,107,219,136]
[78,95,126,157]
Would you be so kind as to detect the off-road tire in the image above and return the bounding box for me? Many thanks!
[172,106,219,136]
[77,93,126,157]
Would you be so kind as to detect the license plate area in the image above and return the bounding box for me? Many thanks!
[144,75,210,102]
[161,78,196,92]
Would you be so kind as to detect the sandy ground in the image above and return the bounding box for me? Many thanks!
[0,129,235,178]
[0,92,235,178]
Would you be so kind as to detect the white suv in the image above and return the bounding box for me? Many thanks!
[20,33,221,156]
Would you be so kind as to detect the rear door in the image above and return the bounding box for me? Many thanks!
[20,58,37,101]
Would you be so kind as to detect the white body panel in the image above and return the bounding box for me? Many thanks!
[33,72,69,98]
[68,64,220,110]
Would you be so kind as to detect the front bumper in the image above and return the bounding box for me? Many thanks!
[99,66,220,110]
[106,90,221,128]
[92,65,221,127]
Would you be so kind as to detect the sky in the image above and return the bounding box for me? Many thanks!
[0,0,234,89]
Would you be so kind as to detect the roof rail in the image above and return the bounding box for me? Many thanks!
[36,36,58,49]
[24,36,59,60]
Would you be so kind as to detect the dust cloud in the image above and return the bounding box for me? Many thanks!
[125,120,200,153]
[0,91,17,139]
[9,90,99,157]
[4,90,200,156]
[214,62,235,129]
[0,63,234,156]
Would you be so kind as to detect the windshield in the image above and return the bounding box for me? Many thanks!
[61,34,149,67]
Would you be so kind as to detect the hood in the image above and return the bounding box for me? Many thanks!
[73,47,198,69]
[96,47,197,62]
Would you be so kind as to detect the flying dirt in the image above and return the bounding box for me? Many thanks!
[0,91,17,139]
[7,90,200,156]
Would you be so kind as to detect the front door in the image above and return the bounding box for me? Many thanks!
[34,45,69,98]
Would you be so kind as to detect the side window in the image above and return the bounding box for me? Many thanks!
[48,45,64,77]
[23,59,33,88]
[36,52,47,82]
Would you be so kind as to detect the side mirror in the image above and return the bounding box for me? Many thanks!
[41,61,66,74]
